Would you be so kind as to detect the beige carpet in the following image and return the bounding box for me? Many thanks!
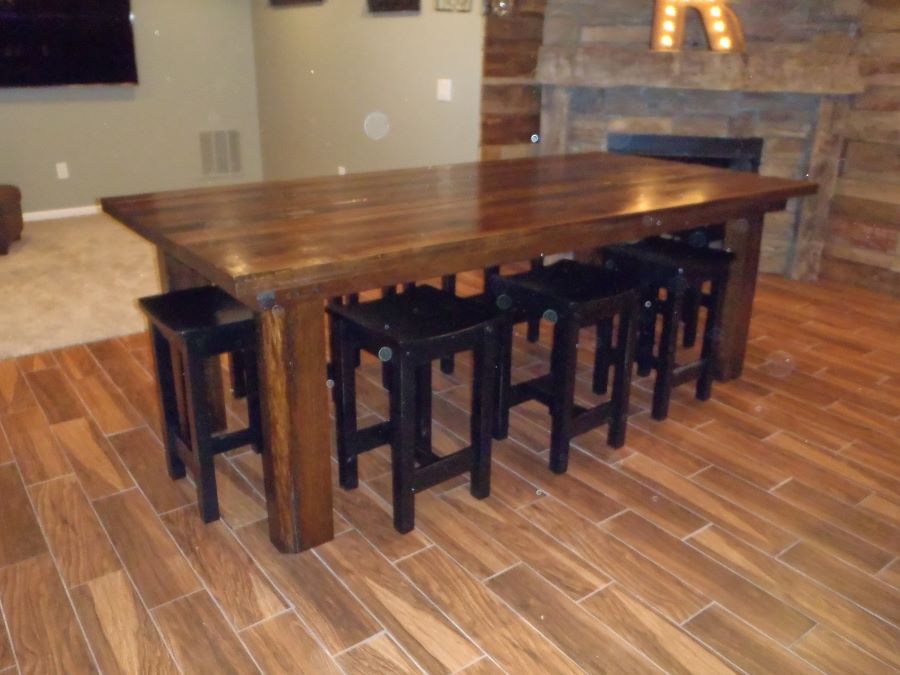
[0,213,160,358]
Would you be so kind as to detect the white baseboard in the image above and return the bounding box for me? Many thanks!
[24,205,101,222]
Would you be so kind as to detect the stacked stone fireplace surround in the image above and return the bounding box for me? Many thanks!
[481,0,899,291]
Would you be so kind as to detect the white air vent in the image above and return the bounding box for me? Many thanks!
[200,130,242,176]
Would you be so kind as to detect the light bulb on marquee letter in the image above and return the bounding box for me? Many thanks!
[651,0,745,53]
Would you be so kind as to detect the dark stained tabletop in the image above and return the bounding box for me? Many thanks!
[101,152,817,305]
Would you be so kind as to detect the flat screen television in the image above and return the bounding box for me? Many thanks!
[0,0,138,88]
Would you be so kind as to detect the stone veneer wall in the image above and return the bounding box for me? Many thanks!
[820,1,900,296]
[535,0,864,279]
[555,88,823,274]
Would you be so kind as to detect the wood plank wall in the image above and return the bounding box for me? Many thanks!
[480,0,546,160]
[821,0,900,296]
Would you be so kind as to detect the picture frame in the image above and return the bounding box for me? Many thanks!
[368,0,420,12]
[270,0,322,6]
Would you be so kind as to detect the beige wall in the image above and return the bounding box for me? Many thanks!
[251,1,484,180]
[0,0,263,212]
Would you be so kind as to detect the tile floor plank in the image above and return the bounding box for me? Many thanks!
[317,531,481,674]
[858,494,900,529]
[791,626,896,675]
[487,566,661,674]
[684,604,821,675]
[581,584,737,675]
[492,439,625,522]
[0,463,47,567]
[522,497,710,623]
[774,480,900,555]
[0,555,97,674]
[162,506,287,629]
[51,418,133,500]
[604,512,814,646]
[1,407,72,485]
[237,521,380,654]
[25,367,87,424]
[622,424,710,476]
[0,360,36,414]
[71,570,178,675]
[695,466,894,573]
[212,455,268,528]
[779,541,900,625]
[633,416,790,489]
[766,431,900,501]
[336,633,421,675]
[153,591,259,675]
[878,559,900,589]
[29,475,121,587]
[365,478,519,580]
[690,525,900,670]
[331,480,430,562]
[443,488,610,600]
[53,345,99,381]
[0,615,13,671]
[107,427,195,513]
[68,372,143,436]
[241,612,341,675]
[94,489,201,608]
[555,446,707,538]
[620,453,797,555]
[397,547,583,675]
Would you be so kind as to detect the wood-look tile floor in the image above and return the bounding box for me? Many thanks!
[1,272,899,674]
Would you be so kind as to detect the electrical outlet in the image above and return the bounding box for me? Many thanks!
[437,78,453,102]
[56,162,69,180]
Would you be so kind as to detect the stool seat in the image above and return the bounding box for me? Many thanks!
[139,286,255,349]
[140,286,262,523]
[328,284,496,346]
[604,237,734,281]
[492,259,638,318]
[329,286,500,533]
[602,237,734,421]
[491,260,640,474]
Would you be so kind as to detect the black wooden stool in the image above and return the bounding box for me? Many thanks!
[602,237,734,421]
[328,285,501,533]
[490,260,640,475]
[140,286,262,523]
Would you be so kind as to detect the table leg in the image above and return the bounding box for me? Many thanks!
[156,252,228,430]
[718,214,764,381]
[257,298,334,553]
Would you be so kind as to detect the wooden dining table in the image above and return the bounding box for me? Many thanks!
[102,151,816,553]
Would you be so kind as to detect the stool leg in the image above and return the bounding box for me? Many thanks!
[525,258,544,343]
[390,354,417,534]
[608,305,638,448]
[697,276,727,402]
[149,326,186,480]
[229,351,247,399]
[592,318,614,395]
[440,275,457,375]
[549,318,579,475]
[331,316,360,489]
[471,326,498,499]
[652,282,685,421]
[185,352,219,522]
[241,349,263,454]
[415,363,436,464]
[636,289,658,377]
[681,287,701,349]
[493,320,514,440]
